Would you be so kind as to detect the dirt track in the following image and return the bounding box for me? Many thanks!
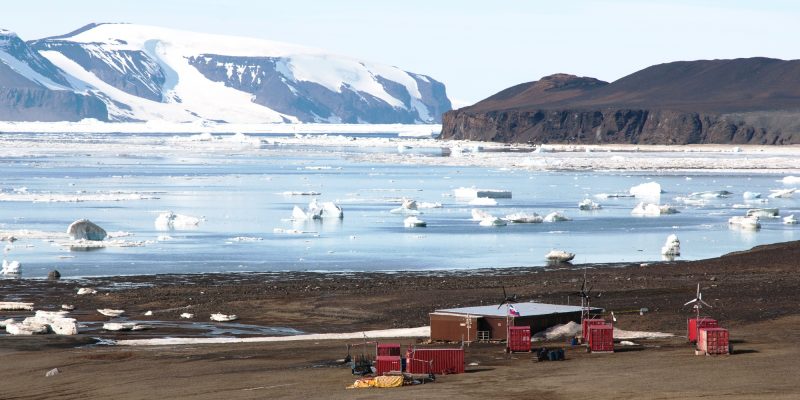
[1,241,800,398]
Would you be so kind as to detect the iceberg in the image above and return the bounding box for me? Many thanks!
[1,259,20,275]
[688,190,732,199]
[742,191,762,200]
[453,187,512,199]
[545,250,575,263]
[471,209,493,221]
[320,201,343,219]
[479,217,507,227]
[631,202,679,216]
[504,212,543,223]
[781,176,800,185]
[403,216,427,228]
[661,234,681,257]
[390,198,421,214]
[629,182,662,199]
[578,199,602,210]
[543,212,571,222]
[417,201,443,209]
[154,211,202,230]
[746,208,779,218]
[66,219,107,241]
[769,188,796,198]
[728,216,761,230]
[784,215,798,225]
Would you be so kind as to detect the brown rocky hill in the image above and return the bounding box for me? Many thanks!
[441,57,800,144]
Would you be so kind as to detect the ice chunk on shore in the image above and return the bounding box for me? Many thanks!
[543,212,571,222]
[0,301,33,311]
[403,216,427,228]
[66,219,107,241]
[210,313,238,322]
[661,234,681,256]
[4,319,48,335]
[1,259,20,275]
[180,313,194,319]
[77,287,97,295]
[155,212,202,230]
[545,250,575,262]
[629,182,662,199]
[98,309,125,317]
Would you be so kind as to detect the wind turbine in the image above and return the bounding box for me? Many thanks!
[684,283,712,344]
[497,286,517,352]
[575,271,594,324]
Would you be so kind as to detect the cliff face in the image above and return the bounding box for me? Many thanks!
[441,108,795,145]
[442,58,800,144]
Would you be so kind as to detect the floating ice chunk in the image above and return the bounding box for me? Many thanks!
[66,219,107,241]
[688,190,732,199]
[578,199,602,210]
[728,216,761,230]
[320,202,343,219]
[631,202,678,216]
[189,132,214,141]
[661,234,681,256]
[543,212,571,222]
[210,313,238,322]
[742,191,762,201]
[479,217,507,227]
[229,236,263,242]
[769,188,796,198]
[155,212,202,230]
[453,187,512,199]
[504,212,543,223]
[77,287,97,295]
[417,202,442,209]
[629,182,662,199]
[594,193,634,199]
[98,309,125,317]
[0,301,33,311]
[746,208,779,218]
[1,259,20,275]
[281,191,321,196]
[545,250,575,262]
[180,313,194,319]
[784,215,798,225]
[781,176,800,185]
[471,209,493,221]
[403,216,427,228]
[469,197,497,206]
[401,198,418,210]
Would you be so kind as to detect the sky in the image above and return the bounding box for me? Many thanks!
[4,0,800,106]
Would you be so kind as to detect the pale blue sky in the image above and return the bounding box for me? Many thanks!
[4,0,800,105]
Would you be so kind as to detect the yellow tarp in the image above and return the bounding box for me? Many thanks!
[346,375,404,389]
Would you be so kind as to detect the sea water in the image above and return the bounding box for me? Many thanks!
[1,132,798,278]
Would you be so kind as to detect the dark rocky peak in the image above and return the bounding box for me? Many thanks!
[0,28,71,88]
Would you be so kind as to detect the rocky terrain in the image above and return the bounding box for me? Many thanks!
[442,58,800,144]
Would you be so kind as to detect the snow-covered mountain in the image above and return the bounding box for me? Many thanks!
[0,28,107,121]
[0,23,451,123]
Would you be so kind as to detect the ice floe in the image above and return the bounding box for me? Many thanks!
[661,234,681,257]
[728,216,761,230]
[154,211,203,230]
[504,212,543,224]
[543,212,571,222]
[783,215,797,225]
[0,191,158,202]
[403,216,427,228]
[281,191,321,196]
[746,208,779,218]
[453,187,512,199]
[1,260,20,275]
[180,313,194,319]
[631,202,679,216]
[769,188,796,198]
[469,197,498,206]
[781,176,800,185]
[479,217,507,227]
[742,191,762,200]
[578,199,602,210]
[629,182,662,199]
[4,310,78,335]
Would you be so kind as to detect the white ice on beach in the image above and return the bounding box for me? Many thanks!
[0,301,33,311]
[180,313,194,319]
[77,288,97,295]
[661,234,681,256]
[210,313,238,322]
[116,326,431,346]
[98,309,125,317]
[66,219,107,241]
[543,212,571,222]
[403,216,427,228]
[4,310,78,335]
[154,211,202,230]
[1,260,21,275]
[545,250,575,262]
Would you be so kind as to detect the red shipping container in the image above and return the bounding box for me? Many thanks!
[374,356,402,375]
[688,317,718,343]
[588,323,614,353]
[698,327,729,355]
[377,343,401,357]
[582,318,606,340]
[406,347,465,374]
[508,326,531,352]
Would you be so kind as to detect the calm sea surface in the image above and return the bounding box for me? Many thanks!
[1,132,798,278]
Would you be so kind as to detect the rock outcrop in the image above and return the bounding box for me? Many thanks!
[442,58,800,144]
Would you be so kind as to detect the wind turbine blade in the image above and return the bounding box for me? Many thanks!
[502,286,507,299]
[696,283,701,297]
[699,299,712,308]
[684,298,698,306]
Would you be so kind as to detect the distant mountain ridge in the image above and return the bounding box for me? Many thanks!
[442,58,800,144]
[0,23,451,123]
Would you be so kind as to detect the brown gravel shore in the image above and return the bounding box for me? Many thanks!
[1,241,799,399]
